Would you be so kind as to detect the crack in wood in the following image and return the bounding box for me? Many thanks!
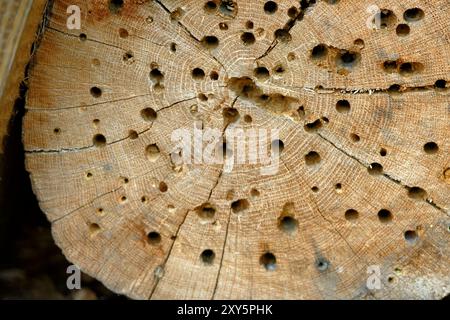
[316,132,449,217]
[155,0,229,78]
[25,96,197,153]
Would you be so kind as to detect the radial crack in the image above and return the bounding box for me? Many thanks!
[211,208,232,299]
[155,0,229,77]
[27,93,153,111]
[317,132,449,216]
[149,208,191,300]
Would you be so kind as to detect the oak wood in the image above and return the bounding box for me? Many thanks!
[23,0,449,299]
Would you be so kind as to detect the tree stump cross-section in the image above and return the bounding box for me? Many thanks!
[23,0,449,299]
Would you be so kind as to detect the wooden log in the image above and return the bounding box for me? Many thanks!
[23,0,449,299]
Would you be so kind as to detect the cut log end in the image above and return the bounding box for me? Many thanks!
[23,0,449,299]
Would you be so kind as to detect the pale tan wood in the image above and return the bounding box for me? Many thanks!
[24,0,449,299]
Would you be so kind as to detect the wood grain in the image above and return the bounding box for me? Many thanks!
[23,0,449,299]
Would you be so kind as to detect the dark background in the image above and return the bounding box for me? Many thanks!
[0,80,124,300]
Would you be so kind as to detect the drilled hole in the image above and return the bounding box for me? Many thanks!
[159,181,168,193]
[396,24,410,36]
[287,6,298,18]
[222,107,240,123]
[380,148,387,157]
[129,130,138,140]
[109,0,124,14]
[244,114,253,123]
[254,67,270,80]
[350,133,360,143]
[311,44,328,59]
[264,1,278,14]
[378,209,393,223]
[231,199,249,213]
[219,22,228,30]
[118,28,129,38]
[304,119,322,133]
[353,38,365,49]
[141,108,157,122]
[274,65,285,74]
[337,50,359,68]
[423,142,439,154]
[204,1,217,13]
[147,231,161,245]
[435,79,447,89]
[399,62,423,76]
[196,203,216,220]
[407,187,427,200]
[336,100,351,113]
[189,104,198,116]
[150,68,164,83]
[316,258,329,271]
[53,128,61,135]
[219,0,237,18]
[274,29,291,42]
[345,209,359,221]
[305,151,321,166]
[198,93,208,101]
[245,20,254,29]
[383,60,398,73]
[389,84,401,92]
[404,230,418,244]
[374,9,396,29]
[241,32,256,45]
[92,58,101,66]
[169,7,184,21]
[210,71,219,80]
[271,139,284,154]
[200,249,215,264]
[146,144,160,162]
[250,188,260,197]
[311,186,319,193]
[260,252,276,271]
[279,216,298,233]
[404,8,424,22]
[79,33,87,41]
[90,87,102,98]
[93,134,106,147]
[368,162,383,175]
[192,67,206,80]
[201,35,219,49]
[123,51,134,63]
[89,223,101,236]
[170,42,177,52]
